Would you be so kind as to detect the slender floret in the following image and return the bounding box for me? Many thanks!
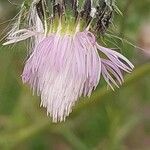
[3,0,134,122]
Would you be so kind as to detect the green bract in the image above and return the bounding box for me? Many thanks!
[22,0,117,35]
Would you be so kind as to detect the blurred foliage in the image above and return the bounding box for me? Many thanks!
[0,0,150,150]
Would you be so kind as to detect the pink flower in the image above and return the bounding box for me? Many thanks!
[3,0,134,122]
[20,31,133,122]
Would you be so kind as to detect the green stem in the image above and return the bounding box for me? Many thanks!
[58,127,89,150]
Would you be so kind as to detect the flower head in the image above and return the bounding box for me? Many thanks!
[3,0,134,122]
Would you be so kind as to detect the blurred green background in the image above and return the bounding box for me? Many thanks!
[0,0,150,150]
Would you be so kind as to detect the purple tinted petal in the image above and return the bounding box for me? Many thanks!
[101,63,119,89]
[97,44,134,70]
[22,31,101,122]
[101,59,124,82]
[21,30,133,122]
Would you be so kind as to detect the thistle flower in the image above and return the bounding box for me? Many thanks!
[3,0,134,122]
